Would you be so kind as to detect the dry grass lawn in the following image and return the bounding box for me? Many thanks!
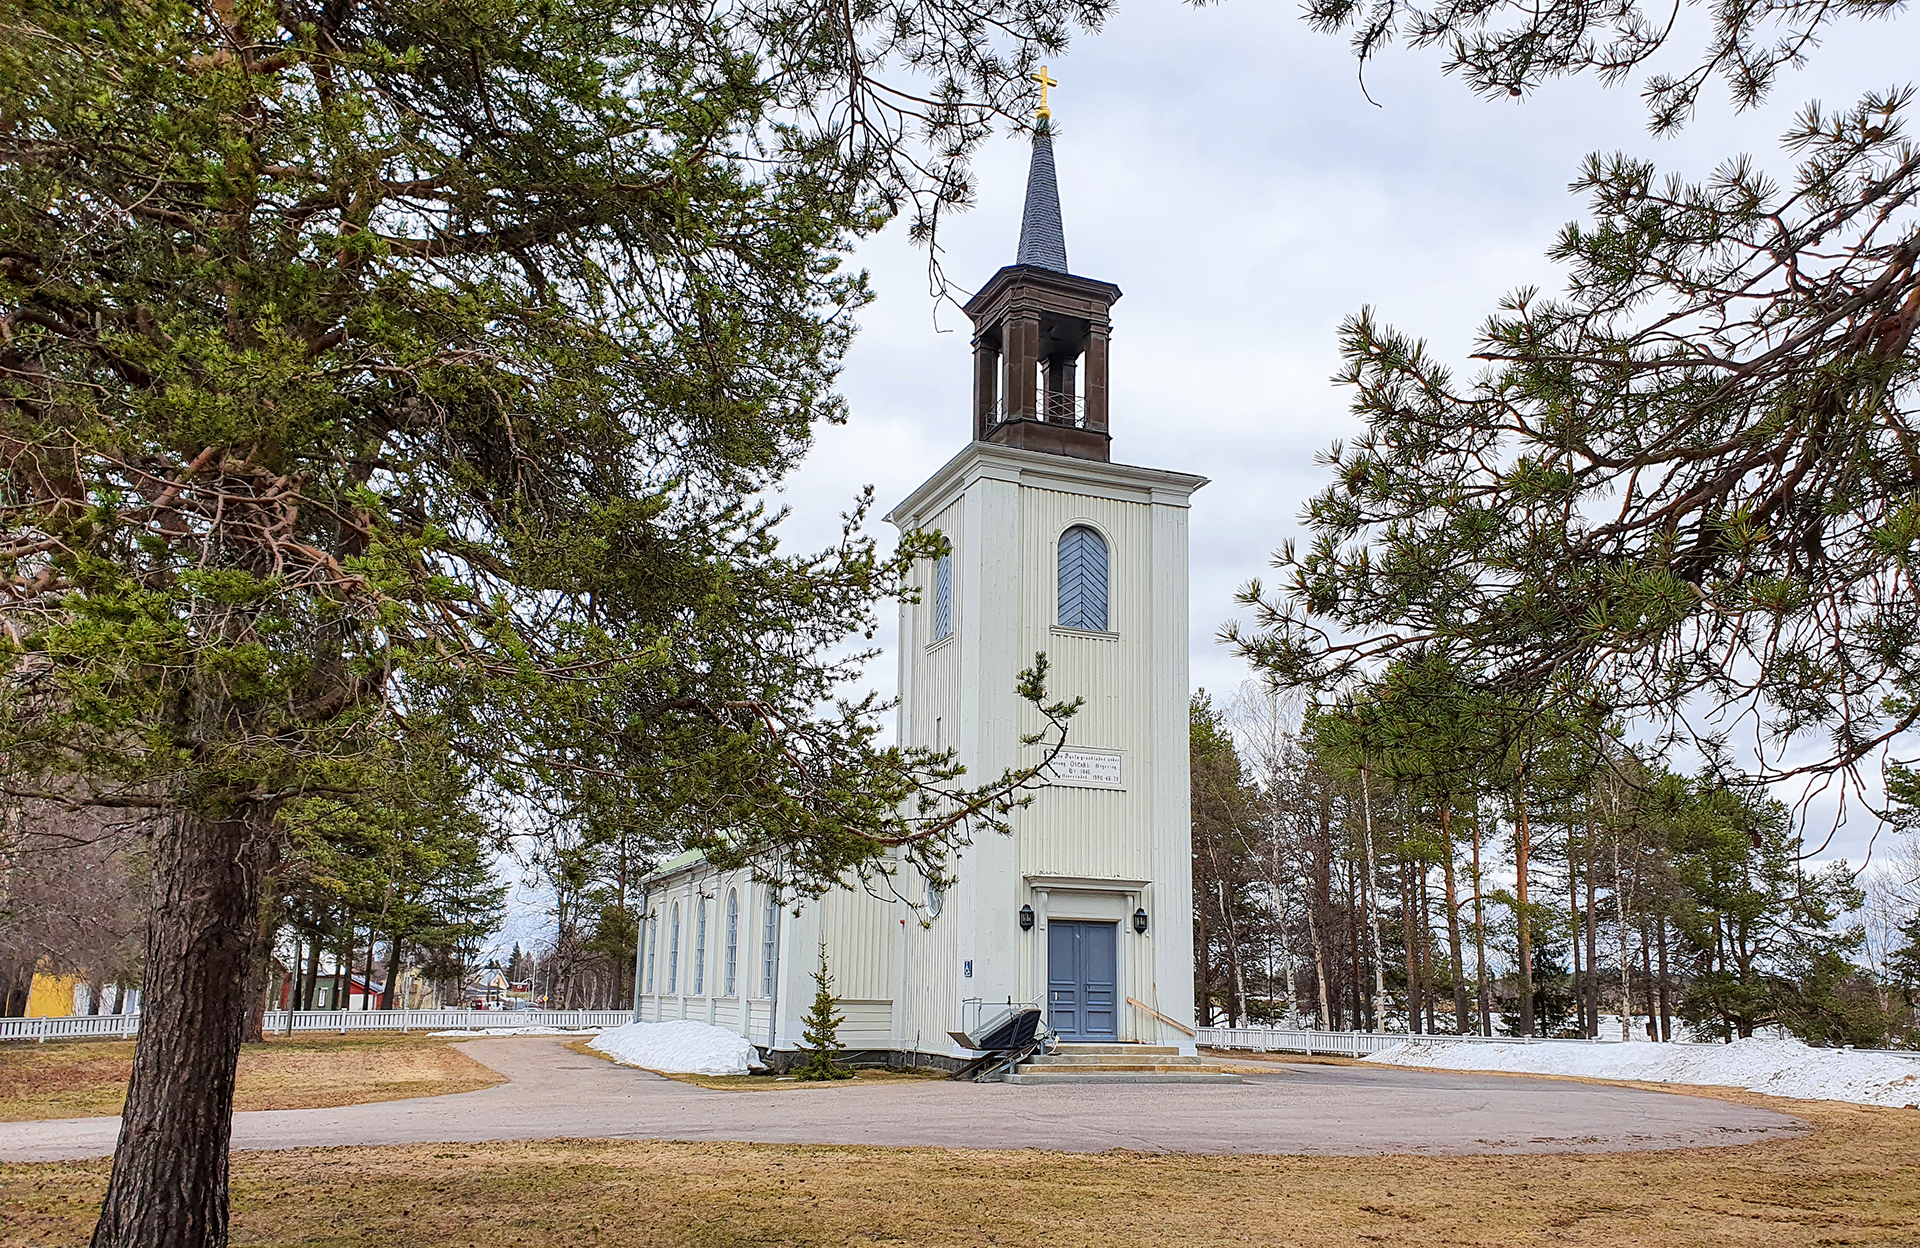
[2,1084,1917,1247]
[0,1033,501,1122]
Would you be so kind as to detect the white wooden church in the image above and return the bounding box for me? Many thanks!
[632,101,1207,1068]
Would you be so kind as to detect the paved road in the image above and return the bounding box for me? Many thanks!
[0,1038,1804,1163]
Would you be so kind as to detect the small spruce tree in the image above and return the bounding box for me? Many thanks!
[795,945,854,1081]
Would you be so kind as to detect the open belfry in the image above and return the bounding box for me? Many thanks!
[633,75,1226,1080]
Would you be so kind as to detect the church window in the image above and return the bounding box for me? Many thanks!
[926,880,945,919]
[644,917,657,994]
[667,904,681,995]
[933,551,953,641]
[723,890,740,996]
[693,898,709,995]
[1057,525,1109,631]
[760,895,780,997]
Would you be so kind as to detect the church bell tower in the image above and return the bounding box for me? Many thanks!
[887,76,1206,1056]
[964,116,1121,462]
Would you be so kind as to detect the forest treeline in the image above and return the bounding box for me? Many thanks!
[1190,678,1920,1048]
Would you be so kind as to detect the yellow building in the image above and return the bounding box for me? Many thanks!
[25,973,80,1017]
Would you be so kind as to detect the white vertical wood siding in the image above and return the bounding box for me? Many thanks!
[895,865,960,1051]
[1015,486,1155,885]
[818,887,895,1004]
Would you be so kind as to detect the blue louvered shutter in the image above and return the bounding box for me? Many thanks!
[933,552,953,640]
[1057,526,1109,631]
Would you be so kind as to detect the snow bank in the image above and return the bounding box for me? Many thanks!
[589,1020,766,1075]
[1365,1036,1920,1108]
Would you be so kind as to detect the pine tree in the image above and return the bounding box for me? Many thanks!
[0,2,1093,1242]
[1237,2,1920,802]
[794,945,854,1081]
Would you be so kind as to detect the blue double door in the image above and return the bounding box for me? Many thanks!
[1047,920,1118,1041]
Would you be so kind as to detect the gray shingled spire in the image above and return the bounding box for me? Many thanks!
[1015,122,1068,273]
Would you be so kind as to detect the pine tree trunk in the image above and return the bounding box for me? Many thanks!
[1471,807,1490,1036]
[1514,789,1534,1037]
[1307,804,1333,1029]
[287,940,302,1011]
[1656,912,1672,1041]
[1195,900,1212,1027]
[241,889,282,1043]
[1584,824,1600,1037]
[1218,879,1246,1027]
[1613,836,1634,1042]
[1400,862,1420,1034]
[333,908,348,1011]
[1346,859,1364,1032]
[1419,866,1437,1034]
[1359,769,1388,1030]
[1568,819,1584,1037]
[301,933,320,1012]
[1303,888,1331,1030]
[1441,809,1469,1034]
[91,810,262,1248]
[382,935,405,1010]
[1639,923,1659,1040]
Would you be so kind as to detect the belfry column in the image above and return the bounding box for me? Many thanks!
[973,340,1000,436]
[1083,326,1110,432]
[1002,312,1040,422]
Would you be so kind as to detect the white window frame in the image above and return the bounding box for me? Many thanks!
[693,897,709,996]
[932,550,953,641]
[1056,524,1111,632]
[666,903,681,995]
[761,894,780,998]
[724,890,740,997]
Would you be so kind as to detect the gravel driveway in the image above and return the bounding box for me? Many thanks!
[0,1037,1805,1162]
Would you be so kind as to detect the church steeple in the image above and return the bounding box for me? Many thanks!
[963,72,1121,464]
[1014,120,1068,273]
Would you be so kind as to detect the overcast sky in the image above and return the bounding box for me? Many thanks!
[499,4,1919,952]
[776,2,1920,865]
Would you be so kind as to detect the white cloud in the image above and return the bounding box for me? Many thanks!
[774,4,1920,865]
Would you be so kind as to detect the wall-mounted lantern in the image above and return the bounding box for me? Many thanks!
[1019,904,1036,931]
[1132,907,1149,934]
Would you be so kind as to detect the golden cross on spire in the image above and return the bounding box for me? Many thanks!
[1032,66,1058,120]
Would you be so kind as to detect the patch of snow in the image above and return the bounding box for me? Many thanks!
[589,1020,767,1075]
[428,1026,607,1036]
[1364,1037,1920,1108]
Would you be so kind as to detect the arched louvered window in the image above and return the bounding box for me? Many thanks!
[1057,525,1109,631]
[933,551,953,641]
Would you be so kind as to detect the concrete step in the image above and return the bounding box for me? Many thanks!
[1015,1062,1233,1074]
[1003,1070,1243,1085]
[1025,1053,1212,1067]
[1049,1043,1181,1056]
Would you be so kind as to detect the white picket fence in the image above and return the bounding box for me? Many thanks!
[1196,1026,1607,1057]
[0,1013,144,1042]
[1,1008,635,1043]
[1197,1025,1920,1061]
